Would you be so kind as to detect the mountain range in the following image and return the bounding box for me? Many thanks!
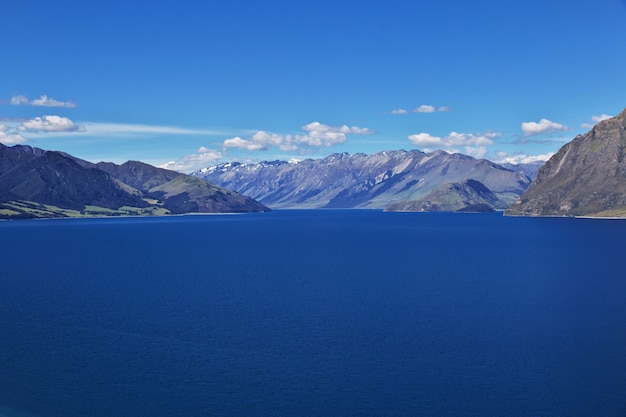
[6,105,624,218]
[506,107,626,217]
[192,150,542,210]
[0,144,269,219]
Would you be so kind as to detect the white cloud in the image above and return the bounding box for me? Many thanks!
[407,132,444,147]
[10,94,76,108]
[31,95,76,108]
[408,131,498,147]
[391,104,450,115]
[223,135,270,151]
[0,125,27,145]
[463,146,489,159]
[494,151,554,164]
[408,131,499,159]
[160,147,223,173]
[0,131,27,145]
[591,114,613,123]
[521,118,568,136]
[340,125,374,135]
[10,95,29,105]
[223,122,373,152]
[581,114,613,129]
[300,122,372,147]
[414,105,436,113]
[18,115,83,132]
[591,114,612,123]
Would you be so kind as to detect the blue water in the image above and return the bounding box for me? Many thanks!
[1,210,626,417]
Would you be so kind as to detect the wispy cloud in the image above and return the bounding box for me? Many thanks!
[408,130,499,158]
[223,122,374,152]
[160,147,223,173]
[10,94,76,108]
[81,122,223,137]
[581,114,612,129]
[391,105,450,115]
[10,95,30,106]
[1,117,235,145]
[521,118,568,137]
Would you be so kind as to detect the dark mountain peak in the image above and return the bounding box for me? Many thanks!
[0,143,49,174]
[0,144,269,218]
[506,107,626,217]
[97,160,181,191]
[0,149,147,211]
[7,144,46,157]
[42,149,77,165]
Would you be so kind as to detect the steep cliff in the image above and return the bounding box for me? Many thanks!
[506,108,626,217]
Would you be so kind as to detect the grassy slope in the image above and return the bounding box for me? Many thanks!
[0,200,170,219]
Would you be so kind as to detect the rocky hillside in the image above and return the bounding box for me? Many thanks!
[506,108,626,217]
[193,150,536,210]
[0,144,269,219]
[96,160,269,214]
[385,179,500,212]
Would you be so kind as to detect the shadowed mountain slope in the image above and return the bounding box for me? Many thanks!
[0,147,148,211]
[0,144,269,218]
[97,160,269,214]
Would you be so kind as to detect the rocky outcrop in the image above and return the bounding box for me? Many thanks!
[505,108,626,217]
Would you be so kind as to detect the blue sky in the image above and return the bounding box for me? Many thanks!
[2,0,626,172]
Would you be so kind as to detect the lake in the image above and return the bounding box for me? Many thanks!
[1,210,625,417]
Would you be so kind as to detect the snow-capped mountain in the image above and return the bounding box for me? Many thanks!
[192,149,540,210]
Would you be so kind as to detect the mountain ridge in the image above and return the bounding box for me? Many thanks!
[0,144,269,219]
[193,149,539,210]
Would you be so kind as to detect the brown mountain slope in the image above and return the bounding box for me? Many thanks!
[505,107,626,217]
